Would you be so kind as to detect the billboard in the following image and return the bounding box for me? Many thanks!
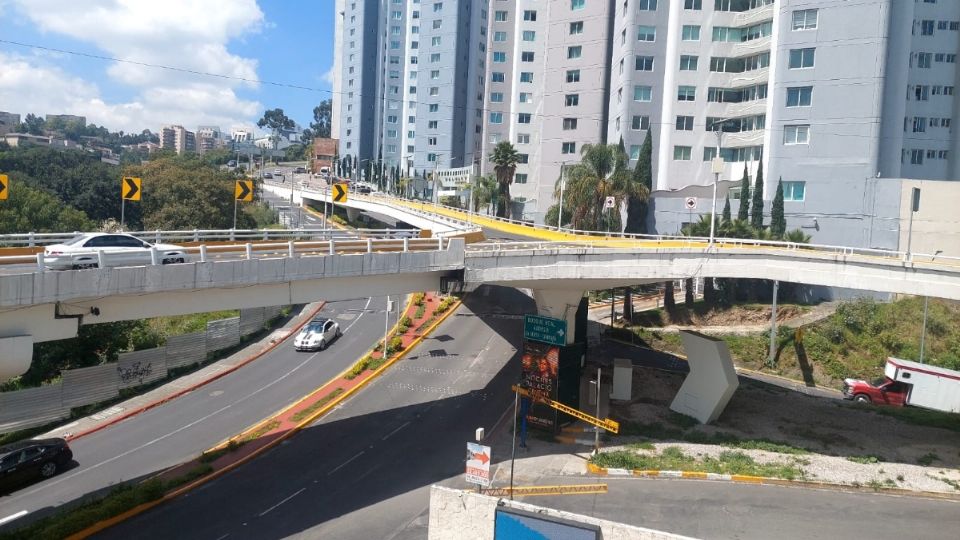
[494,508,599,540]
[521,341,559,431]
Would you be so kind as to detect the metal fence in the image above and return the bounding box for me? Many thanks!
[0,306,288,434]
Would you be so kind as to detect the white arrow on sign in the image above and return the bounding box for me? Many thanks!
[604,196,616,209]
[685,197,697,210]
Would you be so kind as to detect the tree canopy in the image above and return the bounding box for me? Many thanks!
[310,99,332,139]
[489,141,520,218]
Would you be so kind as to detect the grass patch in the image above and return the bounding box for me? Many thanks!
[618,420,809,455]
[239,420,281,443]
[592,446,803,480]
[937,477,960,491]
[164,464,214,490]
[199,440,243,464]
[917,452,941,466]
[290,388,345,423]
[0,480,166,540]
[872,406,960,433]
[627,441,655,451]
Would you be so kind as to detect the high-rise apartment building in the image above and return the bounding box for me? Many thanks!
[334,0,960,230]
[159,125,196,155]
[0,112,20,136]
[334,0,487,181]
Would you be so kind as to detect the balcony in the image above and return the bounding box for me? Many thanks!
[732,36,772,58]
[733,2,775,28]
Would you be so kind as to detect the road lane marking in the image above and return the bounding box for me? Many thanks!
[381,420,411,441]
[0,511,27,526]
[328,450,365,475]
[258,487,306,517]
[343,296,373,333]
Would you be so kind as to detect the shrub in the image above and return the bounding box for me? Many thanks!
[346,356,371,379]
[412,292,426,306]
[388,336,404,354]
[400,316,412,328]
[414,304,426,319]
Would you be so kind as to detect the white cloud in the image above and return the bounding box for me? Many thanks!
[321,65,336,86]
[1,0,267,132]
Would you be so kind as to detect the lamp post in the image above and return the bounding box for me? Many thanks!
[432,154,442,205]
[558,163,566,231]
[707,119,731,245]
[589,369,602,455]
[905,187,920,261]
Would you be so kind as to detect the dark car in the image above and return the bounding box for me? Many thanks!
[0,438,73,493]
[294,166,307,173]
[263,172,273,179]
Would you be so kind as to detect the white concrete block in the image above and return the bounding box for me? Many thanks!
[670,330,739,424]
[611,358,633,401]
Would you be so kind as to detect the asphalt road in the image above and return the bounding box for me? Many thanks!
[95,285,535,540]
[0,296,394,532]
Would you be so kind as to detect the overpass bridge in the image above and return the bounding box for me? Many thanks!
[3,190,960,376]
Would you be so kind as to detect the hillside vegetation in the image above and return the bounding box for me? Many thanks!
[629,297,960,388]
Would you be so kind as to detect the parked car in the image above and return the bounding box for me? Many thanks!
[294,166,307,174]
[843,357,960,412]
[263,172,273,179]
[0,438,73,493]
[357,184,372,194]
[43,233,190,270]
[294,317,341,351]
[274,168,283,175]
[227,160,237,167]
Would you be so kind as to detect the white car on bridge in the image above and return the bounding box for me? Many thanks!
[42,233,191,270]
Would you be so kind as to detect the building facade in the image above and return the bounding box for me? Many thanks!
[159,125,196,155]
[0,112,20,136]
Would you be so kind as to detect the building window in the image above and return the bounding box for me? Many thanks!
[680,55,698,71]
[431,70,440,80]
[783,181,806,201]
[492,72,505,82]
[430,53,441,62]
[429,87,439,96]
[563,118,578,130]
[682,25,701,41]
[427,137,437,146]
[561,142,577,154]
[789,48,816,69]
[570,21,583,34]
[565,94,580,106]
[921,20,935,36]
[522,30,536,41]
[568,46,582,59]
[517,154,529,164]
[515,173,528,184]
[631,115,650,130]
[633,85,652,101]
[676,116,694,130]
[489,112,503,124]
[910,149,923,164]
[684,0,701,9]
[520,72,534,83]
[518,113,532,124]
[677,85,696,101]
[630,145,641,160]
[786,86,813,107]
[784,124,810,144]
[433,2,442,12]
[637,26,656,42]
[429,104,439,112]
[431,36,441,46]
[913,117,927,133]
[917,52,933,68]
[566,69,581,83]
[523,10,537,21]
[519,92,533,103]
[635,55,654,71]
[494,10,507,21]
[490,92,504,102]
[521,51,535,62]
[571,0,585,10]
[674,146,692,160]
[638,0,657,10]
[493,52,506,63]
[792,9,818,30]
[517,133,530,144]
[494,31,507,42]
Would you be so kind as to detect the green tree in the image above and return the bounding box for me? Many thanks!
[736,164,750,221]
[722,194,732,223]
[472,174,500,215]
[561,143,641,231]
[18,113,46,135]
[310,99,332,138]
[490,141,520,218]
[664,281,676,314]
[770,177,786,239]
[784,229,812,243]
[0,183,94,233]
[627,130,653,234]
[257,108,295,150]
[750,157,765,230]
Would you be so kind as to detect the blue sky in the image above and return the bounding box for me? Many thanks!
[0,0,334,134]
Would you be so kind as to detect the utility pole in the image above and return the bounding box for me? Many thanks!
[558,163,565,231]
[767,280,779,367]
[709,127,724,245]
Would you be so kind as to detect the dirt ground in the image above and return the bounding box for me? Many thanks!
[610,367,960,487]
[632,304,808,327]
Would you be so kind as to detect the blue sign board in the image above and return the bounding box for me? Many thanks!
[523,314,567,346]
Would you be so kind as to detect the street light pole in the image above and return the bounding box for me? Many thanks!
[709,127,724,245]
[558,163,565,231]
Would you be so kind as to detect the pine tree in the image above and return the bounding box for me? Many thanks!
[750,155,765,230]
[722,195,732,223]
[771,177,786,239]
[626,130,653,234]
[684,278,694,308]
[664,281,676,314]
[737,164,750,221]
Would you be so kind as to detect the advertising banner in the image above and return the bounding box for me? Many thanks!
[520,341,559,431]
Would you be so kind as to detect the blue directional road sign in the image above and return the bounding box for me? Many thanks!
[523,314,567,346]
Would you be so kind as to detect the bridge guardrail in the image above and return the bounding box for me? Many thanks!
[0,228,421,248]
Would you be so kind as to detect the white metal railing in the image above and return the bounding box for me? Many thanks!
[0,227,421,248]
[0,237,453,272]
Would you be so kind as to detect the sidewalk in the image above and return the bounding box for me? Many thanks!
[38,303,323,442]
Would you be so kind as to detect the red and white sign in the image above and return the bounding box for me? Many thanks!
[465,442,491,487]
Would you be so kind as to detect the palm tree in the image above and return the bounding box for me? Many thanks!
[489,141,520,218]
[472,174,500,215]
[784,229,812,244]
[559,144,645,231]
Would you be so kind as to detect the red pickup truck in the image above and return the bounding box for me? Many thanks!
[842,377,909,406]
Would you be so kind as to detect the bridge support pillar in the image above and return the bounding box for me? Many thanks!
[528,289,587,431]
[346,207,361,222]
[670,330,739,424]
[531,289,584,346]
[0,335,33,381]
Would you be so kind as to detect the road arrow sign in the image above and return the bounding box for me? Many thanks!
[465,442,491,487]
[523,314,567,346]
[333,182,348,203]
[0,174,7,200]
[122,177,141,201]
[235,180,254,202]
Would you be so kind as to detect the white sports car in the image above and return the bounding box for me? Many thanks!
[42,233,191,270]
[294,317,341,351]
